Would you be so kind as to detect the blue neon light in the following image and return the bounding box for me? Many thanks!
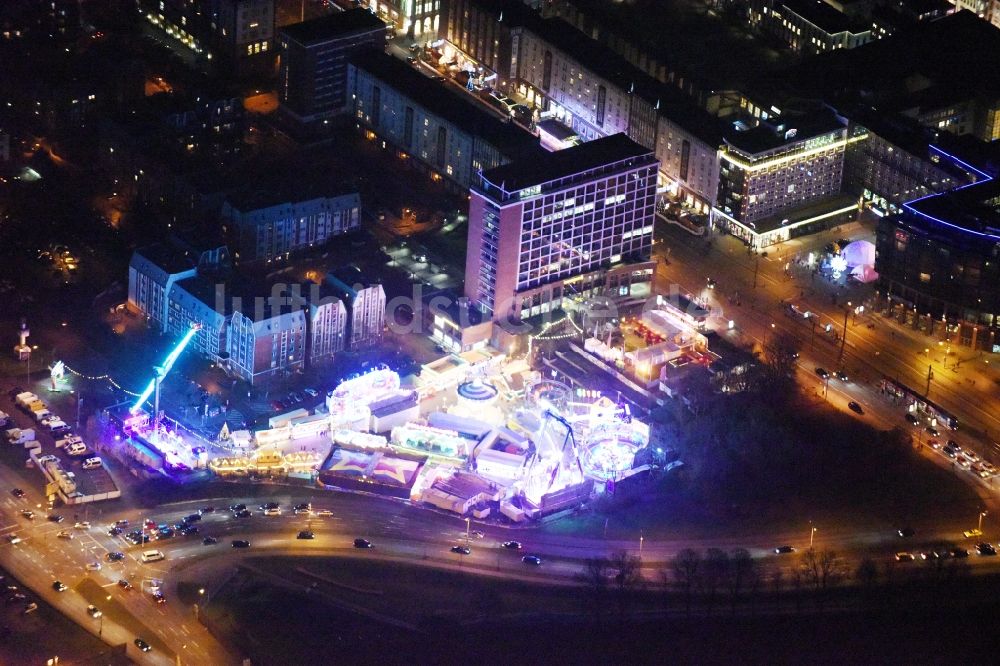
[900,145,1000,241]
[129,325,199,414]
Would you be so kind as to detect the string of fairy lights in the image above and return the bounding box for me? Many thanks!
[61,364,140,397]
[527,311,585,357]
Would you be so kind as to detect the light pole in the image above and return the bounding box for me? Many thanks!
[764,322,775,350]
[809,525,817,548]
[639,532,644,556]
[464,517,470,544]
[979,511,987,533]
[838,301,851,366]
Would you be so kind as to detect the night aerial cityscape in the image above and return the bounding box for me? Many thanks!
[2,0,1000,664]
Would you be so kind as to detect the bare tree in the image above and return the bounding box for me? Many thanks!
[789,568,804,613]
[801,548,845,606]
[669,548,702,614]
[609,550,643,618]
[575,557,611,623]
[726,548,756,613]
[855,557,879,589]
[702,548,730,611]
[819,550,845,590]
[758,331,800,389]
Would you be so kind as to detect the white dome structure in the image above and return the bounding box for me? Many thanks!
[840,240,875,268]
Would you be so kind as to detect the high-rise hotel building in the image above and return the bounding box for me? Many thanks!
[466,133,658,323]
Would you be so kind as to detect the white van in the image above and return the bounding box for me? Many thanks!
[66,442,88,456]
[45,419,68,432]
[141,550,165,563]
[31,409,52,423]
[82,457,102,470]
[6,428,35,444]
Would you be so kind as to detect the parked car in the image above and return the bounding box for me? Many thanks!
[905,413,920,425]
[203,536,218,545]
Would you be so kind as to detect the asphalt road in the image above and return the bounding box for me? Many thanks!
[6,459,1000,664]
[654,219,1000,446]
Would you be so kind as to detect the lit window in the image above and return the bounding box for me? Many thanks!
[247,44,253,55]
[261,40,267,52]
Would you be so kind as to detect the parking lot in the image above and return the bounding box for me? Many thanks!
[2,384,120,503]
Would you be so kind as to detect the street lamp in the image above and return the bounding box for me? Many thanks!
[838,302,851,366]
[464,517,470,543]
[639,532,644,556]
[979,511,987,533]
[809,525,817,548]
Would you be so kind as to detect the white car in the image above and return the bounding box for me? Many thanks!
[314,509,333,517]
[85,562,102,571]
[263,507,281,516]
[6,535,22,545]
[56,435,83,449]
[74,521,91,530]
[87,604,102,618]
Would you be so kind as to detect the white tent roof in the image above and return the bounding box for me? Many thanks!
[851,264,879,283]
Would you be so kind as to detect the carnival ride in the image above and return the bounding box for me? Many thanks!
[130,324,200,417]
[451,377,503,424]
[326,367,401,428]
[511,380,649,502]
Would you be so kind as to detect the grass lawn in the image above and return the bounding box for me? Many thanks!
[0,567,124,665]
[542,396,982,544]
